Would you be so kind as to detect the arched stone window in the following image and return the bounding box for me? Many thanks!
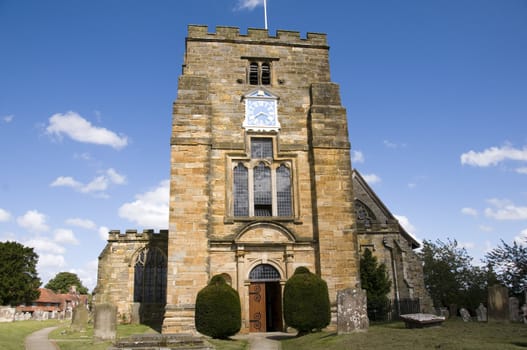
[231,138,293,218]
[133,247,167,303]
[355,200,377,227]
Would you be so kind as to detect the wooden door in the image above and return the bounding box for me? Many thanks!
[249,282,266,332]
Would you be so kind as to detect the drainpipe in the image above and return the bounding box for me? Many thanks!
[383,237,400,315]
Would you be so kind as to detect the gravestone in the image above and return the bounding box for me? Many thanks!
[130,302,141,324]
[459,308,471,322]
[488,284,509,322]
[436,307,450,319]
[94,303,117,341]
[336,288,369,334]
[521,304,527,324]
[0,307,15,322]
[449,304,458,318]
[400,313,445,328]
[476,303,487,322]
[71,306,89,331]
[509,297,520,322]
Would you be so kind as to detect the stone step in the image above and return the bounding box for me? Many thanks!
[109,333,214,350]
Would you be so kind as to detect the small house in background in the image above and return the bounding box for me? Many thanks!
[17,286,88,317]
[17,288,62,314]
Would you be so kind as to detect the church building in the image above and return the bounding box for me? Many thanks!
[94,25,432,334]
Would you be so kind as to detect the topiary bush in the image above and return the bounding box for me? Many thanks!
[195,274,241,339]
[283,266,331,335]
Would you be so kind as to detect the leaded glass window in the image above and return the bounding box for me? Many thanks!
[276,164,292,217]
[254,162,272,216]
[355,200,376,228]
[231,138,293,218]
[234,163,249,216]
[251,138,273,158]
[134,247,167,303]
[249,264,280,281]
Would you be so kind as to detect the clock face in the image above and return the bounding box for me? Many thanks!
[243,90,280,131]
[246,99,277,126]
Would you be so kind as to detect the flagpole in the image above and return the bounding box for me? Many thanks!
[264,0,268,30]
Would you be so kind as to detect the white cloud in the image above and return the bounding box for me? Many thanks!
[2,115,14,123]
[383,140,406,149]
[53,228,79,245]
[351,150,364,164]
[235,0,263,10]
[460,144,527,167]
[118,180,169,230]
[50,176,83,189]
[81,175,109,193]
[106,168,126,185]
[514,229,527,246]
[0,208,11,222]
[69,259,99,291]
[362,173,381,184]
[45,111,128,149]
[516,167,527,175]
[484,198,527,220]
[66,218,96,230]
[25,238,65,254]
[50,168,126,196]
[38,254,66,269]
[17,210,50,232]
[98,226,110,241]
[461,207,478,217]
[394,215,417,236]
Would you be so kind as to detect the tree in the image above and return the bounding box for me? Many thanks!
[485,238,527,297]
[360,248,391,320]
[283,266,331,335]
[0,241,41,305]
[195,274,241,339]
[420,239,492,311]
[45,272,88,294]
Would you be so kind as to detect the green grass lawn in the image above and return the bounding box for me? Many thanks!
[49,322,158,350]
[2,318,524,350]
[282,319,527,350]
[0,319,61,350]
[49,322,248,350]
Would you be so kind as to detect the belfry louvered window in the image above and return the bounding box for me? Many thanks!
[248,61,271,86]
[231,138,293,218]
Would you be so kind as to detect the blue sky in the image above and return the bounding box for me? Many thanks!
[1,0,526,291]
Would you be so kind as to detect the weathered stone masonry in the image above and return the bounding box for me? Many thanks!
[95,24,433,333]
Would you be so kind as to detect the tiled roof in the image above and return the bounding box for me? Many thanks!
[36,288,62,304]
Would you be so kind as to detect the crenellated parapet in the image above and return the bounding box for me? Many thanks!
[187,25,328,48]
[107,229,168,242]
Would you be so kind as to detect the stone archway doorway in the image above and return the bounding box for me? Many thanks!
[248,264,283,332]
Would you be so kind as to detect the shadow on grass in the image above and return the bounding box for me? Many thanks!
[267,334,297,341]
[511,342,527,348]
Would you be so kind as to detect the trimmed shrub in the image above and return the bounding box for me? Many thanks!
[195,274,241,339]
[283,266,331,335]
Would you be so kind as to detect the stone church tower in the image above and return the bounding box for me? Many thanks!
[94,24,432,335]
[162,25,360,333]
